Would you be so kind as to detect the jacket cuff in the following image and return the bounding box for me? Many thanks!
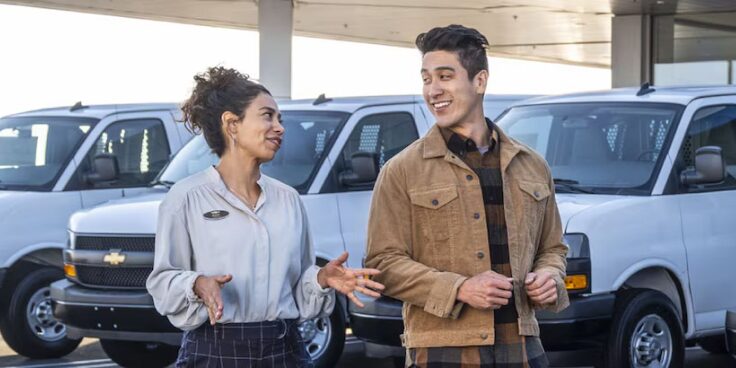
[185,272,204,303]
[534,267,570,313]
[423,273,467,318]
[304,265,333,295]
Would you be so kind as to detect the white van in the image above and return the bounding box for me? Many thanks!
[0,103,192,358]
[50,94,530,368]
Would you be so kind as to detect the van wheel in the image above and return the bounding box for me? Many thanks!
[0,267,81,358]
[698,334,728,354]
[299,300,345,368]
[602,289,684,368]
[100,339,179,368]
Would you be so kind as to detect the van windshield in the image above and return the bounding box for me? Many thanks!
[159,110,348,193]
[0,116,97,190]
[496,102,683,195]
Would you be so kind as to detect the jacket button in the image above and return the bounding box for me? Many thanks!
[534,191,540,198]
[473,213,480,219]
[480,333,488,340]
[431,199,439,206]
[466,175,473,181]
[476,251,484,259]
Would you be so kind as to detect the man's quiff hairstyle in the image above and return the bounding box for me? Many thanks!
[415,24,490,80]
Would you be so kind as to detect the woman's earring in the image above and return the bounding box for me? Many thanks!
[231,134,237,148]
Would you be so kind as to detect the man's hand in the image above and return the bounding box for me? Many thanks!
[456,270,513,310]
[318,252,385,308]
[525,271,558,306]
[194,274,232,325]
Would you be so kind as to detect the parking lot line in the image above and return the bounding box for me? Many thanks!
[4,358,113,368]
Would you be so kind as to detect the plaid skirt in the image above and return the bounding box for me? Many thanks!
[405,336,548,368]
[175,319,313,368]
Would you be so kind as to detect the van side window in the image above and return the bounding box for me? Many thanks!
[67,119,170,190]
[326,112,418,192]
[676,105,736,192]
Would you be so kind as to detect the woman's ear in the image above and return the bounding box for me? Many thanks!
[221,111,240,137]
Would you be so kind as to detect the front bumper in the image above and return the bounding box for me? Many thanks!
[349,295,404,346]
[348,292,615,352]
[51,279,181,345]
[536,292,615,350]
[727,310,736,356]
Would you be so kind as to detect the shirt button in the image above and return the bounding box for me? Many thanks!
[473,213,480,220]
[466,175,473,181]
[476,251,485,259]
[431,199,439,206]
[480,333,488,340]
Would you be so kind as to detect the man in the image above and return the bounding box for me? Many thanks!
[365,25,569,367]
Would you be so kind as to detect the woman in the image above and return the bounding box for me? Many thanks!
[146,67,384,368]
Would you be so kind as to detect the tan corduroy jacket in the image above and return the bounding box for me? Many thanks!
[365,123,569,348]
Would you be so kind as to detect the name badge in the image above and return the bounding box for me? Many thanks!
[203,210,229,220]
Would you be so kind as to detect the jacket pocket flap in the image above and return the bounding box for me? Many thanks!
[409,186,458,209]
[518,181,551,201]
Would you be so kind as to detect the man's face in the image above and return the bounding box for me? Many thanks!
[421,50,485,129]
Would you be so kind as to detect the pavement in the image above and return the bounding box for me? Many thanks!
[1,334,735,368]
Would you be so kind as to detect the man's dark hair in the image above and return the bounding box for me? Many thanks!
[415,24,489,80]
[181,66,271,157]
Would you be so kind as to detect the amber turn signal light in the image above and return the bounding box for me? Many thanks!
[565,274,588,290]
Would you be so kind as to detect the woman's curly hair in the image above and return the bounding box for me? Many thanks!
[181,67,271,157]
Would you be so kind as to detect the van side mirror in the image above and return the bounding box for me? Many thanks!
[339,152,379,187]
[680,146,725,186]
[84,154,119,184]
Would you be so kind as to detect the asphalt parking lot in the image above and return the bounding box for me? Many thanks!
[1,334,735,368]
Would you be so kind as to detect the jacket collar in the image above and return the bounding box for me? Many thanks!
[423,119,525,171]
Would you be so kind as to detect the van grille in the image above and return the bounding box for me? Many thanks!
[72,235,155,288]
[75,236,155,252]
[75,266,152,289]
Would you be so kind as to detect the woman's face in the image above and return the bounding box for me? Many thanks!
[226,92,284,162]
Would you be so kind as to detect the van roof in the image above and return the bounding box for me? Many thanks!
[3,94,534,120]
[520,85,736,106]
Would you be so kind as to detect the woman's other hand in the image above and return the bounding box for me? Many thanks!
[317,252,385,308]
[194,274,233,325]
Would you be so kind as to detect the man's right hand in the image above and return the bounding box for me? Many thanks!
[456,271,513,310]
[194,274,233,325]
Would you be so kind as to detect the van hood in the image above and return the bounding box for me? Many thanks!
[556,193,627,231]
[69,192,167,234]
[68,191,629,236]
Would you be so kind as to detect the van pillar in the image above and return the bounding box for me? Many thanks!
[258,0,293,99]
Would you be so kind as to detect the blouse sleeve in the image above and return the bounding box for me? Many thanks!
[146,197,208,330]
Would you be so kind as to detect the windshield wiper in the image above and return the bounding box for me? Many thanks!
[150,179,175,188]
[553,178,595,194]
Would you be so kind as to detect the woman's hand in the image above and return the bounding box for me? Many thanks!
[194,274,233,325]
[317,252,385,308]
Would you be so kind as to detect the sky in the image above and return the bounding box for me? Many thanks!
[0,4,611,117]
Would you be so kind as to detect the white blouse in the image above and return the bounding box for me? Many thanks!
[146,166,335,331]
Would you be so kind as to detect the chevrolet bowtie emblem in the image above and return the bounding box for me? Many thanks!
[104,250,126,266]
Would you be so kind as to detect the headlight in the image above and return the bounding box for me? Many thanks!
[563,233,591,294]
[564,233,589,259]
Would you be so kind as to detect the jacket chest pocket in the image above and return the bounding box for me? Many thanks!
[409,185,460,244]
[518,180,551,243]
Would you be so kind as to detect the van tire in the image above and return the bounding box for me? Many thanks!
[601,289,684,368]
[301,300,345,368]
[100,339,179,368]
[0,267,81,358]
